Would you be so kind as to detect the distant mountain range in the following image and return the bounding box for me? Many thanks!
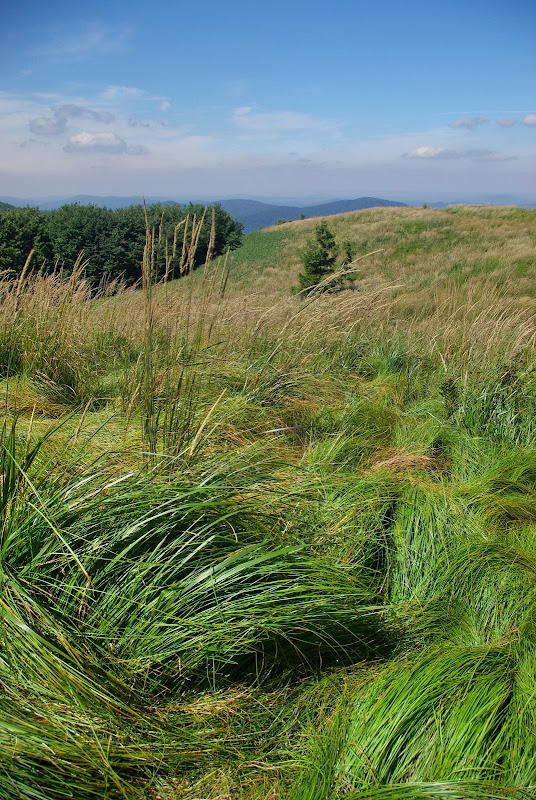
[218,197,409,233]
[426,194,536,210]
[1,194,535,233]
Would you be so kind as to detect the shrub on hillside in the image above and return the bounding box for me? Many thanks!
[295,220,339,295]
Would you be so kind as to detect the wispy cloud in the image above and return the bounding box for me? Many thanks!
[29,114,68,136]
[29,105,115,136]
[448,116,488,130]
[522,114,536,127]
[32,23,130,61]
[403,146,515,161]
[59,105,115,123]
[101,85,145,100]
[19,138,49,149]
[128,118,167,129]
[101,86,170,112]
[0,85,530,198]
[232,107,340,134]
[496,118,517,128]
[63,131,147,155]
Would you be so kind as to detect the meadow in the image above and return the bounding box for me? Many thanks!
[1,204,536,799]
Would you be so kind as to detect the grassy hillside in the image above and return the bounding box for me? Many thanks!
[228,204,536,296]
[1,206,536,799]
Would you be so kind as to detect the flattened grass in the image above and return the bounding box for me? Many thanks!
[1,205,536,798]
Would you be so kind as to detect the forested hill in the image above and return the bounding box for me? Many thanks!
[219,196,407,232]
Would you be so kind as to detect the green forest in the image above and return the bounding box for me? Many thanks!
[0,202,243,283]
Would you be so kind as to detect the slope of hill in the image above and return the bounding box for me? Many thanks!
[0,201,16,212]
[0,195,29,207]
[226,204,536,299]
[1,205,536,799]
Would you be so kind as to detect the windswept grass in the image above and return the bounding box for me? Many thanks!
[0,204,535,798]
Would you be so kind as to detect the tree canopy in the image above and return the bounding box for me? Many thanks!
[0,202,243,285]
[0,206,54,275]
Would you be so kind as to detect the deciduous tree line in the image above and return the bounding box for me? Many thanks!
[0,202,243,284]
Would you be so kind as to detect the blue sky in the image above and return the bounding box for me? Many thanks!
[1,0,535,202]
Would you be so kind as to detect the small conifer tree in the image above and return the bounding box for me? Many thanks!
[295,220,339,295]
[341,239,357,266]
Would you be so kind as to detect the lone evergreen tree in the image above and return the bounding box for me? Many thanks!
[295,220,339,295]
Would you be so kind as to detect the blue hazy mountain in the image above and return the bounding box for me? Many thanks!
[218,197,407,232]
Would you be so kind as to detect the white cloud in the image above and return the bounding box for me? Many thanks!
[522,114,536,127]
[403,146,515,161]
[496,118,517,128]
[448,116,488,130]
[159,101,171,111]
[0,90,199,169]
[63,131,147,155]
[405,146,446,159]
[64,132,125,153]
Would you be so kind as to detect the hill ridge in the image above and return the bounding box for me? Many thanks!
[219,197,408,232]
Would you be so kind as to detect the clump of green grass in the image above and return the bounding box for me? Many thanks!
[296,644,536,799]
